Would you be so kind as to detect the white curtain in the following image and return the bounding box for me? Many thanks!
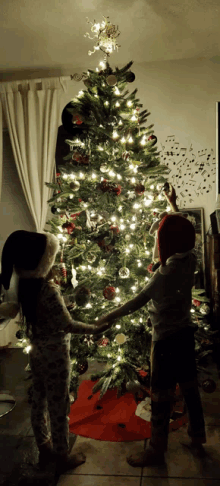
[0,77,67,232]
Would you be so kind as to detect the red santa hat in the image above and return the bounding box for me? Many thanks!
[157,214,195,266]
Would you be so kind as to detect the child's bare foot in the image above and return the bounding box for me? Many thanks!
[56,452,86,474]
[127,449,165,467]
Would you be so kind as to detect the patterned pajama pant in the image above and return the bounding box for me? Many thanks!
[150,326,206,452]
[29,339,71,454]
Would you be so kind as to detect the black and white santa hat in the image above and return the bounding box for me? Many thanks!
[0,230,60,292]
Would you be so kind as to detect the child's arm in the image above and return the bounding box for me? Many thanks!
[94,289,151,326]
[46,284,113,335]
[164,184,179,212]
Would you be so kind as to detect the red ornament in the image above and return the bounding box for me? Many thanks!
[193,299,201,307]
[99,179,110,192]
[62,222,76,234]
[72,151,89,165]
[99,180,122,195]
[60,263,67,283]
[122,151,130,161]
[103,286,116,300]
[110,225,119,235]
[56,173,61,177]
[112,185,121,195]
[78,198,82,202]
[72,114,83,125]
[138,369,148,378]
[147,263,154,274]
[98,239,106,248]
[148,135,157,141]
[135,184,145,195]
[71,212,81,220]
[98,337,109,347]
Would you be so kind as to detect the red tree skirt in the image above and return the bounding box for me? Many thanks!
[69,380,188,442]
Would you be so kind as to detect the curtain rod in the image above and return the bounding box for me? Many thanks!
[0,74,86,84]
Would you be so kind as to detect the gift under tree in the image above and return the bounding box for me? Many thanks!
[13,16,217,404]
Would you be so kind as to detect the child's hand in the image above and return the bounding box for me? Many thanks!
[94,315,110,326]
[93,320,115,335]
[164,184,177,206]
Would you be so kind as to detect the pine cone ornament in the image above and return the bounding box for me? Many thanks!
[202,379,216,393]
[76,360,88,375]
[16,330,25,340]
[135,184,145,196]
[75,287,91,306]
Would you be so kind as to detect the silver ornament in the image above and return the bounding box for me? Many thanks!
[119,267,130,278]
[70,181,80,191]
[88,254,96,264]
[200,304,210,315]
[100,164,109,173]
[126,380,141,394]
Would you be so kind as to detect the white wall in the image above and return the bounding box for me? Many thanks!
[57,57,219,232]
[1,56,219,304]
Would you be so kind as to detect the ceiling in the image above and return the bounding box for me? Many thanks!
[0,0,220,81]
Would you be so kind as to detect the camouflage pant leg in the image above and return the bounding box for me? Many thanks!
[29,340,71,454]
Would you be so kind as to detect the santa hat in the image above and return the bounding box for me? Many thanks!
[0,231,60,318]
[158,214,195,266]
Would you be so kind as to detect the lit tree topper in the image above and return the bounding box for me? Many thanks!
[84,16,121,59]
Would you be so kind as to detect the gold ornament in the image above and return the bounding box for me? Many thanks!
[106,75,117,86]
[115,333,127,345]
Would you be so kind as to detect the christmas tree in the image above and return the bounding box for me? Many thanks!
[15,16,218,401]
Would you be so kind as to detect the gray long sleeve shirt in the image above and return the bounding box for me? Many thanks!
[99,250,198,342]
[143,250,198,341]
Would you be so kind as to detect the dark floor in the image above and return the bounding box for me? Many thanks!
[1,346,220,486]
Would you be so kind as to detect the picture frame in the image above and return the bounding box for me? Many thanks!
[180,207,205,289]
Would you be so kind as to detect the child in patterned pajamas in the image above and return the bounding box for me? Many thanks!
[0,230,113,474]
